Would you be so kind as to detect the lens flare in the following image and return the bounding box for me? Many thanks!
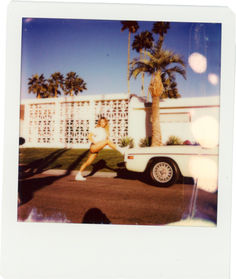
[24,18,33,23]
[188,52,207,73]
[189,156,218,193]
[23,208,71,223]
[208,73,219,85]
[191,116,219,148]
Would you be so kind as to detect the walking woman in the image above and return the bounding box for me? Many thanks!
[75,117,124,181]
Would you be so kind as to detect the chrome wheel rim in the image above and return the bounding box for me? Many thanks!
[153,162,173,183]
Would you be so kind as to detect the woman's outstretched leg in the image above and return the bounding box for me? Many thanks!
[80,153,98,172]
[107,140,118,151]
[75,153,97,181]
[90,139,108,153]
[107,139,127,154]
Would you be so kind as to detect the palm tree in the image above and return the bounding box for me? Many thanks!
[130,46,186,146]
[64,72,87,96]
[28,74,47,99]
[47,72,64,98]
[132,31,154,97]
[120,21,139,94]
[152,22,170,51]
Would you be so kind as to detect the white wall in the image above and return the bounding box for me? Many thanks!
[129,95,220,146]
[20,94,220,148]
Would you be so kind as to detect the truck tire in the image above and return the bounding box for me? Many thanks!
[147,157,180,187]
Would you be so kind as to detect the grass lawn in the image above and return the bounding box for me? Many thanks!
[19,148,124,173]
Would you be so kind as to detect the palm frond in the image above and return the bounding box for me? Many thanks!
[120,21,139,33]
[130,67,146,79]
[166,66,186,79]
[152,22,170,36]
[130,58,155,78]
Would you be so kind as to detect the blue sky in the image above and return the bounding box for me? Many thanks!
[21,18,221,99]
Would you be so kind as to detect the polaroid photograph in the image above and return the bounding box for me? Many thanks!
[1,2,235,279]
[18,16,221,226]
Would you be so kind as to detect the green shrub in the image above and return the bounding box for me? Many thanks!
[139,137,152,147]
[166,135,183,145]
[119,137,134,148]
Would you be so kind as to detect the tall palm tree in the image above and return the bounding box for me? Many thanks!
[64,72,87,96]
[132,31,154,97]
[28,74,47,99]
[120,21,139,94]
[152,22,170,51]
[130,46,186,146]
[47,72,64,98]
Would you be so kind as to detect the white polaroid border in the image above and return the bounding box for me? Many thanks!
[1,2,235,279]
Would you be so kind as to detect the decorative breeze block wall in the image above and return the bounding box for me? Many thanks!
[22,94,129,148]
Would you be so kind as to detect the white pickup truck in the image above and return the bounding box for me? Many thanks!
[124,145,218,189]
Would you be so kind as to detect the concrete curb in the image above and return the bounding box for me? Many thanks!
[42,169,117,178]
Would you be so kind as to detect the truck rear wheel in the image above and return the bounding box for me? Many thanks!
[147,158,180,187]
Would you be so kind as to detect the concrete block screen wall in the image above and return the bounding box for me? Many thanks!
[20,93,219,148]
[20,93,129,148]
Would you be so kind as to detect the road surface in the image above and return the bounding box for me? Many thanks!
[18,172,217,226]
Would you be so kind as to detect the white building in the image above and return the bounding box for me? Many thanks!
[129,94,220,146]
[20,93,220,148]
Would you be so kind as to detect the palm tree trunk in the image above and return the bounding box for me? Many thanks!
[149,71,164,146]
[151,95,162,146]
[127,31,131,95]
[141,74,145,98]
[143,50,147,99]
[157,35,164,52]
[147,89,150,102]
[140,50,145,98]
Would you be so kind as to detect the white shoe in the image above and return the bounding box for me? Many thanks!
[75,172,86,181]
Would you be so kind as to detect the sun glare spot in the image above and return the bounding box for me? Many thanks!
[208,73,219,85]
[191,116,219,148]
[24,18,33,23]
[188,52,207,74]
[189,157,218,193]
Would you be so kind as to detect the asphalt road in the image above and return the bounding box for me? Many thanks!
[18,172,217,226]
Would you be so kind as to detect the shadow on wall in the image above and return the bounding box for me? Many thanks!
[145,103,152,142]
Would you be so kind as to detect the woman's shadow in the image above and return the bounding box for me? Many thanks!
[85,159,142,180]
[19,149,68,179]
[18,150,89,206]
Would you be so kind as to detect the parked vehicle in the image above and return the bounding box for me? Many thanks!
[124,145,218,187]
